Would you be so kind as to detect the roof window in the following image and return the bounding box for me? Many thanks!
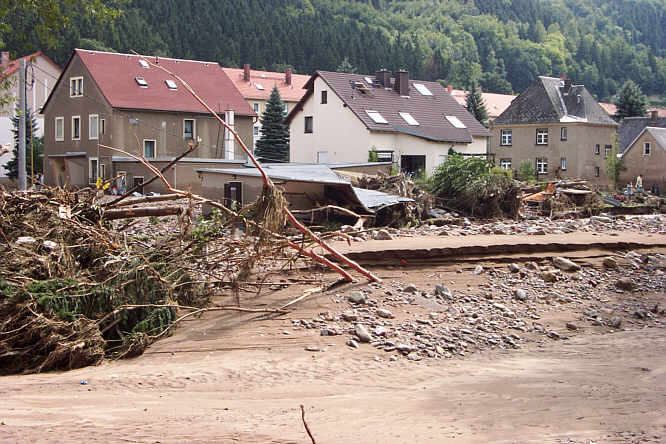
[254,82,265,90]
[413,83,433,96]
[399,112,419,126]
[165,79,178,90]
[135,77,148,87]
[366,110,388,124]
[364,77,373,85]
[445,115,466,128]
[138,59,149,68]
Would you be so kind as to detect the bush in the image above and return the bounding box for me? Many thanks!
[517,160,535,183]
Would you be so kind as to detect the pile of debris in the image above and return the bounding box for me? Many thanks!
[522,180,603,218]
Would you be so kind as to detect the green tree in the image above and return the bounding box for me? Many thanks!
[4,106,43,180]
[605,137,626,188]
[255,86,289,163]
[517,160,536,183]
[614,80,648,121]
[465,82,489,127]
[336,56,357,73]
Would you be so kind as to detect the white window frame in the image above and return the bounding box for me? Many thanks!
[71,115,81,140]
[501,129,512,146]
[253,125,260,136]
[561,157,567,171]
[644,142,651,155]
[536,128,548,145]
[88,114,99,140]
[88,157,98,183]
[366,110,388,124]
[55,116,64,141]
[561,127,567,141]
[304,116,313,133]
[499,158,512,170]
[399,112,419,126]
[135,77,148,88]
[69,76,83,97]
[143,139,156,158]
[183,119,196,140]
[604,145,611,158]
[165,79,178,90]
[595,144,600,155]
[536,157,548,174]
[316,151,329,164]
[253,103,259,113]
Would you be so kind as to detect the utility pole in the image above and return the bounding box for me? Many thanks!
[18,58,26,190]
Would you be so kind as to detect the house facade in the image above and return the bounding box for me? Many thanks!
[617,112,666,193]
[490,76,617,185]
[222,65,309,154]
[42,49,255,193]
[0,51,62,179]
[286,70,489,175]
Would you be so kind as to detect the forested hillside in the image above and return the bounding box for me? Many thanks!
[5,0,665,101]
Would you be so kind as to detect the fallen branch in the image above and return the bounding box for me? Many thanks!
[103,205,183,220]
[300,405,317,444]
[113,193,185,207]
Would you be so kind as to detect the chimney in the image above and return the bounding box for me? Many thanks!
[446,85,453,94]
[243,64,250,82]
[376,69,390,88]
[650,110,658,121]
[285,67,292,86]
[1,52,9,69]
[393,70,409,96]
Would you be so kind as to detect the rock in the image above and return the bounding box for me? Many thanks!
[305,346,321,352]
[396,344,413,354]
[473,265,484,275]
[634,309,648,320]
[514,288,528,301]
[16,236,37,245]
[376,308,393,319]
[553,257,581,271]
[354,324,373,343]
[541,271,558,282]
[591,215,612,223]
[402,284,418,293]
[616,278,635,291]
[341,311,358,322]
[566,322,578,331]
[346,339,359,349]
[406,352,422,361]
[548,331,561,339]
[373,326,388,337]
[608,316,623,328]
[602,257,618,269]
[348,291,366,304]
[508,263,520,273]
[42,240,58,250]
[434,284,453,299]
[372,229,393,240]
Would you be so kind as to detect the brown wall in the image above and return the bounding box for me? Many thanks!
[619,131,666,194]
[490,123,617,185]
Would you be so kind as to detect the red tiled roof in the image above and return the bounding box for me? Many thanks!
[222,67,309,102]
[450,88,516,118]
[2,51,61,77]
[599,102,666,118]
[75,49,254,116]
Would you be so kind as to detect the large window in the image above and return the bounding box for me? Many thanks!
[143,139,156,158]
[304,116,313,133]
[536,128,548,145]
[55,117,64,141]
[536,157,548,174]
[500,129,512,146]
[71,116,80,140]
[89,114,99,140]
[88,158,104,183]
[499,158,512,170]
[70,77,83,97]
[644,142,651,155]
[183,119,195,140]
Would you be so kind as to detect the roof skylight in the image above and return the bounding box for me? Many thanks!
[366,110,388,124]
[413,83,433,96]
[165,79,178,90]
[445,115,466,128]
[139,59,149,68]
[254,82,265,90]
[364,76,374,85]
[399,112,419,126]
[135,77,148,87]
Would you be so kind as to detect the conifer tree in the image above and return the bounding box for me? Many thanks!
[255,86,289,163]
[614,80,648,121]
[4,106,43,179]
[466,82,489,127]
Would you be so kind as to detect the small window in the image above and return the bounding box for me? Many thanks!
[536,157,548,174]
[595,144,600,155]
[183,119,195,140]
[253,126,260,136]
[304,116,313,133]
[139,59,149,68]
[366,110,388,124]
[143,140,156,158]
[89,114,99,140]
[413,83,433,96]
[500,158,512,170]
[399,112,419,126]
[55,117,64,141]
[561,127,567,141]
[253,103,259,113]
[445,115,466,128]
[604,145,611,158]
[321,90,328,104]
[165,79,178,90]
[536,128,548,145]
[100,119,105,136]
[71,116,80,140]
[644,142,651,155]
[135,77,148,87]
[501,129,512,146]
[364,76,373,85]
[254,82,264,90]
[561,157,567,171]
[70,77,83,97]
[594,166,600,177]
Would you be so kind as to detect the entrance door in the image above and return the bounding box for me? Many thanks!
[133,176,144,194]
[400,155,426,176]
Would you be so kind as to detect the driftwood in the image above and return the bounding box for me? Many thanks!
[300,404,317,444]
[113,193,185,207]
[103,205,183,220]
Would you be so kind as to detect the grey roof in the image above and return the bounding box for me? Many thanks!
[112,156,247,164]
[647,127,666,150]
[47,152,86,158]
[492,76,617,126]
[286,70,489,143]
[617,116,666,153]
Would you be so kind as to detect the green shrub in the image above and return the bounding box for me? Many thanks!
[517,160,536,183]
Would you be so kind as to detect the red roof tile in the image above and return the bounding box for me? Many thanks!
[2,51,61,77]
[75,49,254,116]
[222,67,309,102]
[450,88,516,118]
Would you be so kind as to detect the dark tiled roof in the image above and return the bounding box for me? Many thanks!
[286,70,489,143]
[492,76,616,126]
[617,116,666,153]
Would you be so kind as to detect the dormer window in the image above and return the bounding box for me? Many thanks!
[399,112,419,126]
[366,110,388,124]
[139,59,149,68]
[445,115,466,128]
[135,77,148,87]
[165,79,178,90]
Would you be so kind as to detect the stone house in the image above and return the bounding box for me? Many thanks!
[617,111,666,193]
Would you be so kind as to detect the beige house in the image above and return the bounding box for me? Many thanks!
[286,70,489,175]
[490,76,617,185]
[618,126,665,194]
[41,49,255,193]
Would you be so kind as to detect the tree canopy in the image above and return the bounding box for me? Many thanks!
[466,82,489,127]
[614,80,648,121]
